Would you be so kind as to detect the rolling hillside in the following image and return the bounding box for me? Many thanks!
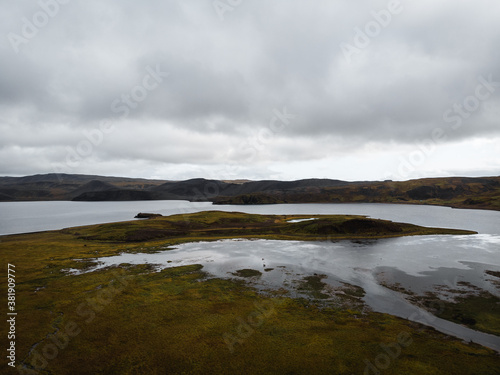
[1,174,499,211]
[213,177,500,211]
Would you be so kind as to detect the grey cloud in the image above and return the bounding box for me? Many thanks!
[1,0,499,179]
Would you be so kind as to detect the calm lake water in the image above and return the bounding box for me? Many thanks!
[1,200,499,235]
[2,200,500,350]
[82,236,500,351]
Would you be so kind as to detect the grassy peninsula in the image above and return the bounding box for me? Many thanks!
[60,210,476,244]
[2,212,498,375]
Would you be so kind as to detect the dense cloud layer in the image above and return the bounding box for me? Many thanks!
[1,0,499,180]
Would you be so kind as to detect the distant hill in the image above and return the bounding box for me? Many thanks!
[0,174,167,201]
[68,180,117,199]
[213,176,500,211]
[0,173,499,211]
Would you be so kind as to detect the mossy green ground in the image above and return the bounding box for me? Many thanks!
[1,212,497,374]
[60,210,476,244]
[379,276,500,338]
[412,290,500,337]
[232,269,263,278]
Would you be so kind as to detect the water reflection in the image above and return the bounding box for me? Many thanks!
[78,234,500,351]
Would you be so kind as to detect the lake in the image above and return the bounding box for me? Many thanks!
[2,200,500,351]
[79,236,500,351]
[1,200,499,235]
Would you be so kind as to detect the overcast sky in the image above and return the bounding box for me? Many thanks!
[1,0,499,181]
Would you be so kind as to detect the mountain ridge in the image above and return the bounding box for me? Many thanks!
[0,173,499,211]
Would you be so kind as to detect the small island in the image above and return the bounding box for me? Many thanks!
[77,211,476,243]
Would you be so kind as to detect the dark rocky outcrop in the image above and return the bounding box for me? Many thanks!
[135,213,163,219]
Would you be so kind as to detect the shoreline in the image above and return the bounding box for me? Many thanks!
[1,211,498,373]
